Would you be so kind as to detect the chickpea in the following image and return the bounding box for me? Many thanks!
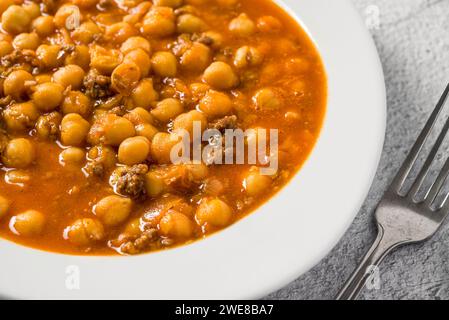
[0,0,14,16]
[0,195,10,220]
[252,88,282,110]
[142,6,176,37]
[234,46,263,69]
[53,65,86,90]
[61,91,92,118]
[94,195,132,227]
[195,198,232,227]
[2,138,35,169]
[203,62,238,90]
[151,98,183,122]
[199,90,233,118]
[125,107,154,125]
[131,79,159,108]
[1,5,31,35]
[136,123,159,141]
[36,44,63,69]
[32,15,55,37]
[257,16,282,33]
[88,114,136,146]
[72,21,101,44]
[73,0,98,8]
[124,49,151,78]
[60,147,85,166]
[32,82,64,112]
[60,113,91,146]
[154,0,183,7]
[35,74,52,84]
[177,14,206,34]
[3,102,39,132]
[90,47,123,75]
[120,218,141,238]
[243,169,272,196]
[64,218,105,246]
[123,1,152,23]
[35,111,62,139]
[173,110,207,136]
[3,69,33,100]
[180,42,211,72]
[10,210,45,237]
[121,36,151,55]
[151,132,182,164]
[22,2,40,20]
[110,62,141,95]
[0,40,13,57]
[12,32,39,50]
[189,82,210,99]
[105,22,137,44]
[229,13,256,37]
[118,136,151,165]
[145,171,165,197]
[54,4,82,29]
[160,210,194,238]
[64,45,90,70]
[151,51,177,77]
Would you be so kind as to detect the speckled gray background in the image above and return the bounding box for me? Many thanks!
[268,0,449,300]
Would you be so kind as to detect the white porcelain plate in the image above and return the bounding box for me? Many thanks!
[0,0,386,299]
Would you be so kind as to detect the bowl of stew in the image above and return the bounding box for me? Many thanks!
[0,0,385,299]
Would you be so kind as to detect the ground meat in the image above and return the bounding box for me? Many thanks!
[196,35,214,46]
[85,161,105,177]
[1,49,42,73]
[208,115,238,133]
[35,112,61,139]
[83,69,113,99]
[57,45,76,62]
[98,0,116,11]
[111,164,149,200]
[0,129,8,155]
[113,228,159,255]
[0,96,12,108]
[40,0,57,14]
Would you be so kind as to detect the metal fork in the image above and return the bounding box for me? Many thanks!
[336,84,449,300]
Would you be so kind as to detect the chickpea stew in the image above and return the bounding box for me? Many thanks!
[0,0,326,255]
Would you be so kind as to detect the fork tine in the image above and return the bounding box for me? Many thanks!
[425,155,449,206]
[389,83,449,193]
[408,112,449,198]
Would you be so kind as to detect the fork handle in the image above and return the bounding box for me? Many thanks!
[336,224,401,300]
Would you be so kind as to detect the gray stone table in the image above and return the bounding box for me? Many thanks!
[268,0,449,300]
